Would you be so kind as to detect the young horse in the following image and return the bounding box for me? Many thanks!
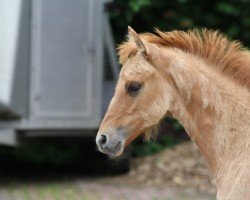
[96,27,250,200]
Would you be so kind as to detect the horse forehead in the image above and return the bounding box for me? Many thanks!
[121,59,153,77]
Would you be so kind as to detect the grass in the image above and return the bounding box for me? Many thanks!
[0,181,100,200]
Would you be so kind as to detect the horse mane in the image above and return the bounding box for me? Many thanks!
[118,29,250,90]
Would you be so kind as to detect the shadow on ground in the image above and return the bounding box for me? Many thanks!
[0,135,131,185]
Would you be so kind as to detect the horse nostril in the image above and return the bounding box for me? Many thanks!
[99,134,107,146]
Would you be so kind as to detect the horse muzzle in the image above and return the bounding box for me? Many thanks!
[96,128,127,157]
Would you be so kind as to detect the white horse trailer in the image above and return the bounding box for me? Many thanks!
[0,0,119,145]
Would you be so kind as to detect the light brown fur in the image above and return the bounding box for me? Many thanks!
[118,29,250,90]
[98,28,250,200]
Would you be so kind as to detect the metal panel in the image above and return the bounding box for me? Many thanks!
[0,128,17,146]
[30,0,103,127]
[0,0,30,117]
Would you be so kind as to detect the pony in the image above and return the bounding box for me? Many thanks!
[96,27,250,200]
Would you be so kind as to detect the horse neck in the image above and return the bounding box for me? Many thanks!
[157,49,250,175]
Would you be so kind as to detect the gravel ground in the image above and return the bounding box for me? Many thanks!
[101,141,216,195]
[0,180,215,200]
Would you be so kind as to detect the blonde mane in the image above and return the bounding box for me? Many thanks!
[118,29,250,90]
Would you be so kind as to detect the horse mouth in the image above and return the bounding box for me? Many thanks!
[97,140,125,157]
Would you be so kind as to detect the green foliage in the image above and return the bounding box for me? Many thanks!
[167,118,184,132]
[133,135,181,157]
[0,142,82,164]
[129,0,151,13]
[12,143,81,164]
[110,0,250,47]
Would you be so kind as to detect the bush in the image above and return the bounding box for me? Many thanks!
[109,0,250,47]
[133,135,181,157]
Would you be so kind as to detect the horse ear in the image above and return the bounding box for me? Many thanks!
[128,26,148,55]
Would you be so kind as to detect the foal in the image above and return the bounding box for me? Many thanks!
[96,27,250,200]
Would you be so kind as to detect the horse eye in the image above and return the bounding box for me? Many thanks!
[127,82,142,95]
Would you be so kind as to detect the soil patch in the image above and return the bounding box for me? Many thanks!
[101,141,216,195]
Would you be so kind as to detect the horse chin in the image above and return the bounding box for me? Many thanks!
[98,140,125,158]
[108,148,124,158]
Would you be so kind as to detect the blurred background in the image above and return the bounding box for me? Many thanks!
[0,0,249,199]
